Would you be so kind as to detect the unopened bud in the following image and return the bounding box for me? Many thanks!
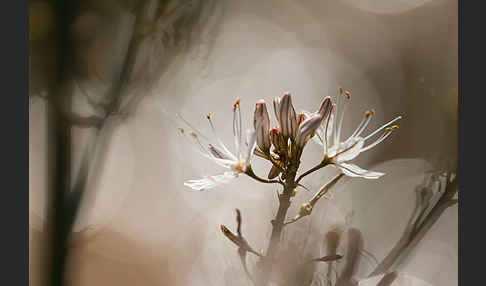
[268,165,281,179]
[297,112,307,126]
[254,100,271,152]
[270,127,281,150]
[317,97,332,120]
[280,93,298,138]
[296,114,323,146]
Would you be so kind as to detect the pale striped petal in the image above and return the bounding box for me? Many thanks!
[184,172,238,191]
[233,99,242,158]
[330,136,364,162]
[335,162,384,179]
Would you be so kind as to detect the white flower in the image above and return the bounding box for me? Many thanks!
[314,88,402,179]
[177,98,259,191]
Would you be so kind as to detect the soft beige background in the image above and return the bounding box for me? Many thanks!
[29,0,457,285]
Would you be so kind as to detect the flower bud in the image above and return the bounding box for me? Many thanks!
[253,99,271,152]
[273,96,281,123]
[317,96,332,121]
[296,114,323,146]
[297,112,307,126]
[267,165,281,179]
[279,92,298,139]
[270,127,281,151]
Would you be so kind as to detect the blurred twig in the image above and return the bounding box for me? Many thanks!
[221,209,262,285]
[285,174,344,225]
[368,170,458,277]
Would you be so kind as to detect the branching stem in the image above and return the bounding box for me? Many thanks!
[295,158,330,184]
[245,166,284,186]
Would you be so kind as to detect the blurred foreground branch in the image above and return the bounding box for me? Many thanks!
[42,0,221,285]
[369,170,458,277]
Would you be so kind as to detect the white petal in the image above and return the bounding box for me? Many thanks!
[233,102,242,158]
[205,115,238,161]
[335,162,385,179]
[364,115,402,141]
[177,114,237,162]
[208,144,233,160]
[210,157,239,169]
[312,107,334,148]
[245,127,259,166]
[325,110,334,144]
[334,88,349,146]
[360,129,394,153]
[177,128,235,169]
[330,136,364,162]
[184,172,238,191]
[312,125,324,146]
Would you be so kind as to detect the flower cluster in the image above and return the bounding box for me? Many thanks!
[177,88,401,191]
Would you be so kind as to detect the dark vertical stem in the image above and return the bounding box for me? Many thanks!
[45,0,76,285]
[260,157,300,286]
[46,114,71,286]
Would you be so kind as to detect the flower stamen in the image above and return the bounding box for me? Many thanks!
[329,139,361,160]
[233,98,241,111]
[350,109,374,139]
[234,158,246,173]
[364,116,402,141]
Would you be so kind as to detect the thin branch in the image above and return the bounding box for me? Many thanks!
[284,211,307,226]
[236,208,242,236]
[308,254,343,263]
[238,248,257,286]
[245,166,284,186]
[221,209,261,285]
[368,171,458,277]
[285,173,344,225]
[296,183,311,192]
[220,212,263,258]
[295,159,329,184]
